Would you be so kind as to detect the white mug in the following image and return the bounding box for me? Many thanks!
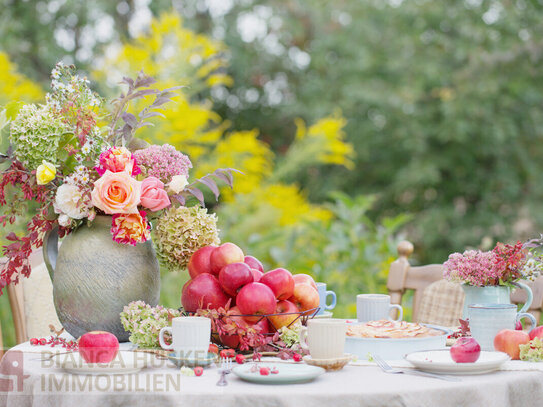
[356,294,403,322]
[300,319,347,359]
[468,303,537,351]
[159,316,211,359]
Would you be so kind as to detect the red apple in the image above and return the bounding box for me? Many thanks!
[288,283,320,312]
[78,331,119,363]
[261,268,295,300]
[219,262,254,297]
[210,243,244,275]
[244,255,264,273]
[529,326,543,340]
[268,300,300,330]
[188,245,217,279]
[181,274,229,312]
[494,329,530,360]
[292,273,318,291]
[450,337,481,363]
[250,268,264,282]
[236,282,277,322]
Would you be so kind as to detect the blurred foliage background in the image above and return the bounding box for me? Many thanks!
[1,0,543,346]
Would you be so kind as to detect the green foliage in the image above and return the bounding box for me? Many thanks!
[181,0,543,264]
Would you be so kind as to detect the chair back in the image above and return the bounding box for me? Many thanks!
[1,249,62,357]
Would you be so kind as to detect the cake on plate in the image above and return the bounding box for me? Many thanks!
[346,320,443,339]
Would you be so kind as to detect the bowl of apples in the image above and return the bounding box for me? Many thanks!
[182,243,320,350]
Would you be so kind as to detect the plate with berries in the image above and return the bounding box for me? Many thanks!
[231,362,325,384]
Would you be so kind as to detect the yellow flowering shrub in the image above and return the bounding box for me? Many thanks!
[0,53,43,105]
[94,13,354,228]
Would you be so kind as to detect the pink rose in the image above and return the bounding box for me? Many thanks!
[111,211,151,246]
[91,170,141,214]
[95,147,141,177]
[140,177,171,212]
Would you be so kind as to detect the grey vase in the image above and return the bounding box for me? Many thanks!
[43,215,160,341]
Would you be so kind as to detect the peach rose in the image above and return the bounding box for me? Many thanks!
[91,170,141,214]
[111,211,150,246]
[140,177,171,212]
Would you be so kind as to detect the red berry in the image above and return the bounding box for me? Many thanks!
[194,366,204,377]
[259,367,270,376]
[235,354,245,364]
[30,338,39,345]
[292,353,302,362]
[39,338,47,346]
[208,344,219,354]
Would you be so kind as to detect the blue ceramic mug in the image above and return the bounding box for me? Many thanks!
[468,303,537,351]
[316,282,337,315]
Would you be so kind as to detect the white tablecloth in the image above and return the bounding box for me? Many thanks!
[2,341,543,407]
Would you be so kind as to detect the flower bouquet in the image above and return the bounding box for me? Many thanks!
[443,241,541,287]
[0,63,236,292]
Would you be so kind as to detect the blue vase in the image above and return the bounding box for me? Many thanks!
[461,283,533,319]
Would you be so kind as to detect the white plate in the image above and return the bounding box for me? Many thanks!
[232,363,325,384]
[405,349,510,375]
[52,351,151,375]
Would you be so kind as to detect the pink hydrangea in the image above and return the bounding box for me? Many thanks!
[95,146,141,177]
[443,250,501,286]
[133,144,192,184]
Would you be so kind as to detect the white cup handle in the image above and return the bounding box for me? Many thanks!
[389,304,403,322]
[159,327,174,351]
[300,327,309,352]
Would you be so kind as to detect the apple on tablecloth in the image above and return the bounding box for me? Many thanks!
[79,331,119,363]
[494,329,530,360]
[529,325,543,340]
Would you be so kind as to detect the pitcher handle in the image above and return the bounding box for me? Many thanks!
[42,227,59,281]
[514,282,533,313]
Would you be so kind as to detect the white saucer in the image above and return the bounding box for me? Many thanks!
[405,349,510,375]
[52,351,151,375]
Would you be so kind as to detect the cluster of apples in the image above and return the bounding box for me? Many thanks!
[182,242,320,345]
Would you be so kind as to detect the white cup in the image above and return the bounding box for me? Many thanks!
[356,294,403,323]
[468,304,537,351]
[159,316,211,359]
[300,319,347,359]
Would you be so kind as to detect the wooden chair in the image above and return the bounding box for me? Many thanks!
[386,240,543,327]
[1,250,62,359]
